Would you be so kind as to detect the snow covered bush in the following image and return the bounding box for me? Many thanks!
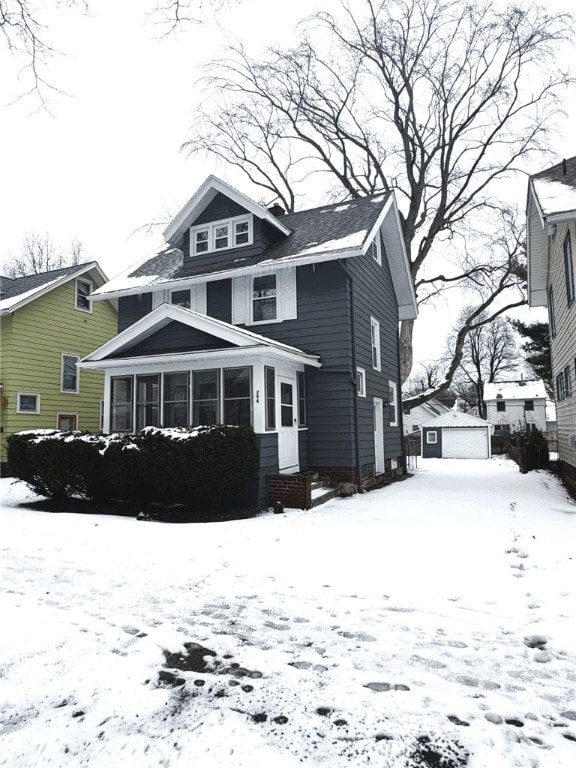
[7,426,258,511]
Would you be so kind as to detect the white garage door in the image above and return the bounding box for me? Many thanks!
[442,428,488,459]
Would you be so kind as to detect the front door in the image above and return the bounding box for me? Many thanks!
[374,397,385,475]
[278,376,299,472]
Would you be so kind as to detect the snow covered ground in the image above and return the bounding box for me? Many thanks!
[0,457,575,768]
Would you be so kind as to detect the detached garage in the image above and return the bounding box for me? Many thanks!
[421,411,492,459]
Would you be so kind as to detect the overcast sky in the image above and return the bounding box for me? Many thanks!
[1,0,573,364]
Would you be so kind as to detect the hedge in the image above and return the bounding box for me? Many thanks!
[7,426,259,509]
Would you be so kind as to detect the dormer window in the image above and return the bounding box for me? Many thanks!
[368,236,382,265]
[191,215,253,255]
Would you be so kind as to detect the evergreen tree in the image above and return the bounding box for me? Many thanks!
[513,320,552,395]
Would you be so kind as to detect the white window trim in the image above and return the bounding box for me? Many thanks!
[61,353,80,394]
[426,430,438,444]
[388,380,398,426]
[191,215,253,256]
[153,285,207,313]
[75,277,93,313]
[17,392,41,414]
[357,367,366,397]
[251,273,279,325]
[370,316,381,371]
[370,236,382,265]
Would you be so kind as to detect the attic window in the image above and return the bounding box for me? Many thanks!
[76,278,92,312]
[191,215,253,255]
[369,237,382,265]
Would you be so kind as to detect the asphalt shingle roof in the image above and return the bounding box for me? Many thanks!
[0,263,91,301]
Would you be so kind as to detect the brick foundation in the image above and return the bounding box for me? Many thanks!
[268,474,312,510]
[309,466,359,486]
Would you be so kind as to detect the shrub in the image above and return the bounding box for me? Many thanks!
[509,427,549,473]
[7,426,259,511]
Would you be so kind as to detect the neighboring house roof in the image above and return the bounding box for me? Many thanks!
[484,380,547,401]
[0,262,108,315]
[91,177,417,320]
[526,156,576,306]
[404,398,451,418]
[421,411,491,428]
[81,302,322,370]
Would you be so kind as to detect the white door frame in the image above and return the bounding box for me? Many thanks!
[278,374,299,472]
[374,397,385,475]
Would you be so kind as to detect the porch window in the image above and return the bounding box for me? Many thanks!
[297,371,306,426]
[164,372,190,427]
[111,376,133,432]
[193,369,219,425]
[252,275,277,322]
[265,366,276,430]
[224,367,251,425]
[136,375,160,429]
[61,354,79,393]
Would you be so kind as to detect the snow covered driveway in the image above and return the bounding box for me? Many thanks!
[0,457,575,767]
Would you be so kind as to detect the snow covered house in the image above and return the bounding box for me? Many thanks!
[421,410,493,460]
[402,398,451,435]
[527,156,576,495]
[81,176,417,508]
[483,380,548,436]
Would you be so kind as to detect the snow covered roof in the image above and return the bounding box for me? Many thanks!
[484,380,547,401]
[421,410,491,428]
[529,156,576,222]
[91,179,417,320]
[0,262,108,314]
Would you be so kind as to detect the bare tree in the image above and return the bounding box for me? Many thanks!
[452,315,519,418]
[184,0,573,393]
[2,233,84,277]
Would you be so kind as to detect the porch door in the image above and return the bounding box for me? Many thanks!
[278,375,299,473]
[374,397,385,475]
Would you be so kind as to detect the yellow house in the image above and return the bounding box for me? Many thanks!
[0,263,117,469]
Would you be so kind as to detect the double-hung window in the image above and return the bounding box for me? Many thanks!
[388,381,398,426]
[564,232,575,306]
[564,365,572,398]
[76,278,92,312]
[223,367,251,425]
[252,275,277,322]
[370,317,381,371]
[524,400,534,412]
[556,372,566,401]
[496,399,506,412]
[61,355,79,393]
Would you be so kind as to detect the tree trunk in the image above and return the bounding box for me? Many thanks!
[399,319,414,384]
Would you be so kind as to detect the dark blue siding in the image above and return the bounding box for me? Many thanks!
[114,321,234,357]
[422,428,442,458]
[207,279,232,323]
[118,293,153,332]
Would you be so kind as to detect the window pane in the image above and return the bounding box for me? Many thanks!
[253,275,276,297]
[195,230,209,253]
[19,394,38,412]
[171,290,191,308]
[253,297,277,321]
[297,371,306,426]
[224,367,250,399]
[194,401,219,425]
[281,382,293,427]
[194,370,218,401]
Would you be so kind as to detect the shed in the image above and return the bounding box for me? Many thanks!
[421,411,492,459]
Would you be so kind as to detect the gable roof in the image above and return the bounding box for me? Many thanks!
[484,380,547,401]
[421,410,491,428]
[91,178,417,320]
[80,302,322,369]
[0,262,109,315]
[163,175,292,246]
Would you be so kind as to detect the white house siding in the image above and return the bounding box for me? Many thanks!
[485,400,547,433]
[549,220,576,470]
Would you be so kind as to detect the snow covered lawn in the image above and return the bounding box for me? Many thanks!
[0,457,575,767]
